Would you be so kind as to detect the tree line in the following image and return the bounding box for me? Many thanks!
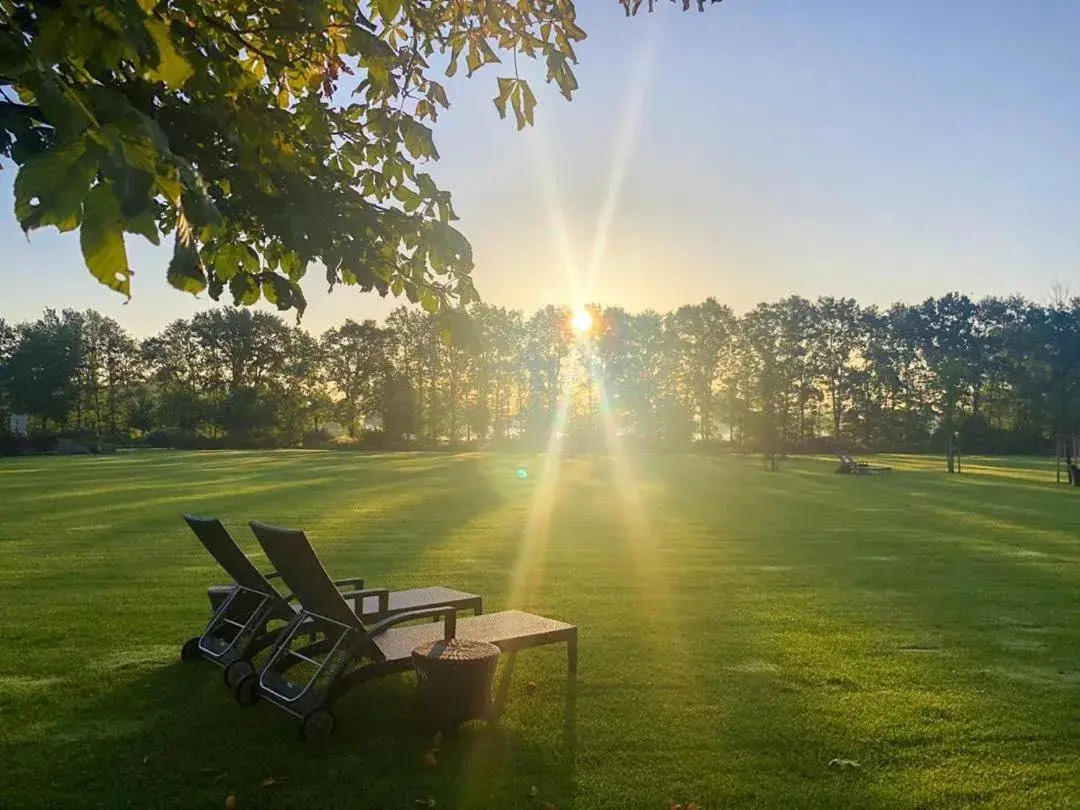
[1,292,1079,456]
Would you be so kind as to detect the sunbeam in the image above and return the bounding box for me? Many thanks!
[581,25,660,300]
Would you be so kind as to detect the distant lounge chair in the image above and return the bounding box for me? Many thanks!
[245,521,578,742]
[180,515,483,689]
[835,450,892,476]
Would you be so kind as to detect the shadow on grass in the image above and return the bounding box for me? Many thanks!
[6,655,578,810]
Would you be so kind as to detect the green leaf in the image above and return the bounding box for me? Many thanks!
[466,42,482,76]
[239,244,261,274]
[80,184,131,297]
[167,238,206,294]
[519,81,537,128]
[374,0,403,22]
[401,119,437,160]
[420,290,440,314]
[493,77,515,120]
[144,18,193,89]
[124,208,160,246]
[33,77,91,139]
[155,169,182,205]
[181,185,222,230]
[229,273,261,305]
[14,144,97,233]
[280,251,305,281]
[261,274,304,312]
[115,167,156,218]
[209,242,245,282]
[393,184,421,212]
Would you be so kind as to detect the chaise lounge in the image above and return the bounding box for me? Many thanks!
[180,515,483,690]
[244,520,578,742]
[835,450,892,476]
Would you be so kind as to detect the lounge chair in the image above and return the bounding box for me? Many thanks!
[835,450,891,476]
[244,521,578,742]
[179,515,483,689]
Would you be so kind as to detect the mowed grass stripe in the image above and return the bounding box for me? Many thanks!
[1,451,1079,808]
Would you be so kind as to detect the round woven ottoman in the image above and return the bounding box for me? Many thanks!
[412,638,500,732]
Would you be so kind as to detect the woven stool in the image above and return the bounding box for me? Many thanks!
[412,639,500,731]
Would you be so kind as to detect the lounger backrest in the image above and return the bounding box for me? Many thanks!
[183,514,276,595]
[249,521,360,628]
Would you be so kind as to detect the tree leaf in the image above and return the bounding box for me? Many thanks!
[493,77,515,120]
[280,250,305,281]
[421,290,440,314]
[167,237,206,294]
[33,76,92,138]
[14,144,97,233]
[401,119,437,160]
[124,208,160,246]
[80,184,131,297]
[230,273,261,305]
[144,18,193,89]
[115,167,156,218]
[393,184,421,212]
[374,0,403,22]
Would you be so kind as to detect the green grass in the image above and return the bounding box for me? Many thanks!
[3,450,1080,809]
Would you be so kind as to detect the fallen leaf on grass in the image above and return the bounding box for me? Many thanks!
[260,776,287,789]
[529,786,539,797]
[828,758,861,770]
[224,796,237,809]
[421,749,439,767]
[414,799,436,808]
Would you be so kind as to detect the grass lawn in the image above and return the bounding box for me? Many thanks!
[2,450,1080,809]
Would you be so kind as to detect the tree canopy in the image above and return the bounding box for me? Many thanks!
[4,291,1079,465]
[0,0,717,317]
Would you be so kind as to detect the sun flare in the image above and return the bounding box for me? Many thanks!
[571,308,594,334]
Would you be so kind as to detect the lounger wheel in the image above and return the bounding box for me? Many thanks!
[223,659,254,690]
[180,637,202,662]
[301,709,335,743]
[234,672,260,706]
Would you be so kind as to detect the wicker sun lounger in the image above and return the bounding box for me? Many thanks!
[179,515,483,689]
[244,520,578,742]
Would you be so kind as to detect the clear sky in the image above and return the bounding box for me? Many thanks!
[3,0,1080,336]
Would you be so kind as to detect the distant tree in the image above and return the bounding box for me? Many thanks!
[141,318,208,433]
[666,298,736,441]
[3,309,81,430]
[808,297,867,441]
[73,310,141,435]
[320,319,390,438]
[382,373,417,442]
[0,318,14,432]
[912,293,980,471]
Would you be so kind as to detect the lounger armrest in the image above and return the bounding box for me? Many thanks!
[339,587,389,614]
[330,576,366,589]
[365,605,458,641]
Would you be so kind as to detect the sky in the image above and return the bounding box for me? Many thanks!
[3,0,1080,336]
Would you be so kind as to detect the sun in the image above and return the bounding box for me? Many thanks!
[571,308,593,334]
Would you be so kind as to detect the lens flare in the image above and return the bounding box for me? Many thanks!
[571,309,593,334]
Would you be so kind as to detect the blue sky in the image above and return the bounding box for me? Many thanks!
[3,0,1079,335]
